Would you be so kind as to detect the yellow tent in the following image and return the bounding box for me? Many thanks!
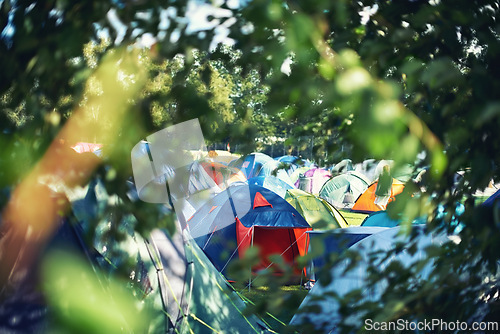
[285,189,348,230]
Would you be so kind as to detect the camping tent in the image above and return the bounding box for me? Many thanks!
[306,226,390,271]
[206,150,240,165]
[351,178,405,213]
[200,161,246,190]
[247,175,294,198]
[186,183,311,278]
[274,156,314,175]
[77,177,271,333]
[285,189,348,230]
[319,171,371,209]
[290,226,449,332]
[140,228,270,333]
[229,152,275,179]
[331,159,354,175]
[289,166,311,185]
[295,167,332,195]
[230,153,295,186]
[258,160,296,187]
[361,204,464,233]
[360,210,404,227]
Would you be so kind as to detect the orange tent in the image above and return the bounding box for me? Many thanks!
[351,178,405,213]
[201,161,246,189]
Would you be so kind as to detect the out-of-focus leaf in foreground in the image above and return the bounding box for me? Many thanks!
[42,250,151,334]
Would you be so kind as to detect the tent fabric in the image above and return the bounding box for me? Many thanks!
[92,178,272,333]
[145,229,270,333]
[360,211,403,227]
[201,161,246,189]
[229,153,275,179]
[331,159,354,174]
[289,166,311,185]
[482,188,500,207]
[230,153,295,187]
[258,160,296,187]
[360,204,464,233]
[273,156,314,176]
[307,226,389,271]
[319,171,370,209]
[186,184,311,277]
[274,155,300,164]
[253,191,273,209]
[180,161,223,219]
[285,189,348,230]
[295,168,332,195]
[206,150,240,165]
[351,178,405,213]
[247,176,294,198]
[290,226,449,332]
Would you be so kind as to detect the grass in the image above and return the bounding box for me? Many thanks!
[237,284,309,331]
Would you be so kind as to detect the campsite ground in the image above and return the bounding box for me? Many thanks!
[239,210,368,329]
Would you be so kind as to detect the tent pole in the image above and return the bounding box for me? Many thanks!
[249,226,254,292]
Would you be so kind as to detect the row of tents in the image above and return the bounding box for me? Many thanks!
[153,148,413,289]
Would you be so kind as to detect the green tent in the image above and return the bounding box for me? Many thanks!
[289,166,311,185]
[285,189,348,230]
[319,171,370,209]
[138,228,271,334]
[71,178,272,334]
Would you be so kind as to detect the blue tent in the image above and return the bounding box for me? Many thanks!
[247,176,294,198]
[186,183,311,278]
[360,204,464,231]
[274,155,314,167]
[229,152,275,179]
[307,226,389,271]
[274,155,299,164]
[482,188,500,208]
[360,211,406,228]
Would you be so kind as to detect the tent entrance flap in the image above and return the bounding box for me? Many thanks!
[238,227,310,274]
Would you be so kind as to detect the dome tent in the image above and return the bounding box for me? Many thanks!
[351,178,405,213]
[229,152,275,179]
[295,167,332,195]
[285,188,348,230]
[128,119,273,332]
[319,171,370,209]
[186,183,311,279]
[247,175,294,198]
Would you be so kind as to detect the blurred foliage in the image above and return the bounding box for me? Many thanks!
[42,250,152,334]
[1,0,500,332]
